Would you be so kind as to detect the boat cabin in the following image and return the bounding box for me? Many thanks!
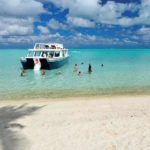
[27,43,68,59]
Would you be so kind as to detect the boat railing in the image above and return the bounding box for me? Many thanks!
[25,54,69,59]
[28,48,68,52]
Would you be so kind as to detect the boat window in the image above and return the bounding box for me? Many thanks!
[34,51,41,56]
[62,51,66,57]
[47,52,54,58]
[40,44,45,49]
[41,51,47,57]
[35,44,40,49]
[55,51,60,57]
[45,45,49,49]
[51,45,56,49]
[28,51,34,57]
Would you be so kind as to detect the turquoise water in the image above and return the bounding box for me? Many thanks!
[0,49,150,100]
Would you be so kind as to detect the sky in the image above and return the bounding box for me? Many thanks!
[0,0,150,48]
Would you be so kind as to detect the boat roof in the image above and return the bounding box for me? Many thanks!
[28,48,67,52]
[34,43,64,47]
[28,43,67,51]
[35,43,63,45]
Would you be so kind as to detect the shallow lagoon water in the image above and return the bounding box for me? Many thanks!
[0,49,150,100]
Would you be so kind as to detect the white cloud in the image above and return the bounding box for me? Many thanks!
[118,0,150,26]
[64,32,126,47]
[47,0,150,26]
[45,0,99,19]
[30,33,63,43]
[48,19,66,30]
[67,16,95,28]
[95,1,132,25]
[0,33,63,46]
[137,27,150,41]
[123,38,138,45]
[48,17,95,29]
[67,0,99,19]
[0,17,33,36]
[137,0,150,25]
[1,0,150,47]
[37,26,50,34]
[138,27,150,35]
[0,0,45,18]
[0,0,46,37]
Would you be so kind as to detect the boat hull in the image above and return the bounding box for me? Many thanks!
[21,57,69,70]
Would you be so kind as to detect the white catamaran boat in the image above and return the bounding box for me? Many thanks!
[20,43,69,70]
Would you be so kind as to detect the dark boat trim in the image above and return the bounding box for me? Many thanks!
[21,56,69,70]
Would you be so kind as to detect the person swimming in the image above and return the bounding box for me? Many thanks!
[78,71,82,76]
[73,64,78,72]
[42,70,46,75]
[101,64,104,67]
[20,69,25,77]
[88,64,92,74]
[56,71,62,75]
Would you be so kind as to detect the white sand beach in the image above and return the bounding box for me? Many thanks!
[0,95,150,150]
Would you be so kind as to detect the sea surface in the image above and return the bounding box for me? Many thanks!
[0,49,150,100]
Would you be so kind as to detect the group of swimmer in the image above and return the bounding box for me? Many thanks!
[20,69,46,77]
[20,63,104,77]
[73,63,92,76]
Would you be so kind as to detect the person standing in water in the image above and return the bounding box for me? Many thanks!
[73,64,78,72]
[20,69,25,77]
[78,71,82,76]
[42,70,46,75]
[88,64,92,74]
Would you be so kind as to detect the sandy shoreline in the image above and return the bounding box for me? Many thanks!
[0,95,150,150]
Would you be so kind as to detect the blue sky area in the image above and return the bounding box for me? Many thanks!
[0,0,150,48]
